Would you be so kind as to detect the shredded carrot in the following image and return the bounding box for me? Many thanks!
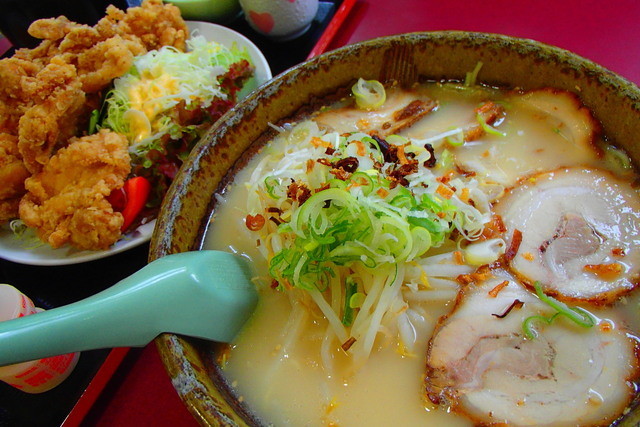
[456,264,494,286]
[612,248,626,257]
[310,136,323,147]
[356,118,370,130]
[346,175,369,191]
[436,170,455,184]
[306,158,315,173]
[599,321,613,333]
[310,136,331,148]
[435,184,454,199]
[460,187,470,203]
[453,250,464,265]
[376,187,389,198]
[481,150,490,158]
[475,100,497,115]
[488,280,509,298]
[521,252,534,261]
[583,263,624,280]
[355,140,367,156]
[397,144,409,165]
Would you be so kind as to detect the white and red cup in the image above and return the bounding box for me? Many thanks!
[239,0,319,41]
[0,284,79,393]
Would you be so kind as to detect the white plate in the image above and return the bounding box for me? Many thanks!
[0,21,272,266]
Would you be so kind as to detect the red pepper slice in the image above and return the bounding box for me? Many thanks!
[107,187,127,213]
[119,176,151,232]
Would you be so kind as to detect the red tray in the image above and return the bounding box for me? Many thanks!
[0,1,355,425]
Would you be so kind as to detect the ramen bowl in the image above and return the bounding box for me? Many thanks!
[149,32,640,426]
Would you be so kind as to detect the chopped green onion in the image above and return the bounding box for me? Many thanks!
[349,292,366,309]
[464,61,483,87]
[476,112,506,137]
[9,219,45,249]
[348,171,376,195]
[9,219,27,237]
[352,78,386,110]
[438,148,454,169]
[552,127,570,142]
[269,179,455,290]
[604,144,633,171]
[444,128,465,147]
[342,277,358,326]
[88,109,100,134]
[264,176,279,199]
[522,281,596,339]
[523,313,560,339]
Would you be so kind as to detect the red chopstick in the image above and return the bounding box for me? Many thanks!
[308,0,357,59]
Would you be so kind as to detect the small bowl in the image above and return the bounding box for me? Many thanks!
[150,32,640,425]
[166,0,241,23]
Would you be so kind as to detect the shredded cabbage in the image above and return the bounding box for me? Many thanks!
[100,35,252,156]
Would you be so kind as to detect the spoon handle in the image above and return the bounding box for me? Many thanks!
[0,251,257,367]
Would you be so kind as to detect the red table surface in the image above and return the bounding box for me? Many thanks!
[81,1,640,425]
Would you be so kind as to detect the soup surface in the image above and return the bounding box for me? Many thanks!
[204,79,640,426]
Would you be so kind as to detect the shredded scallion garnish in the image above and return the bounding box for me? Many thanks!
[476,112,506,137]
[523,281,596,339]
[464,61,483,87]
[351,78,386,110]
[243,116,491,362]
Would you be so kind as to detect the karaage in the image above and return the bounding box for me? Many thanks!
[19,130,131,250]
[0,0,188,250]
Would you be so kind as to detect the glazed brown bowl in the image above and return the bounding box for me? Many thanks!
[149,32,640,426]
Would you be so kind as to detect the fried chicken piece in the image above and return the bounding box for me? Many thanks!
[104,0,188,52]
[0,0,188,230]
[12,40,61,69]
[18,58,87,173]
[75,35,146,93]
[0,58,42,133]
[0,133,30,222]
[19,130,131,250]
[0,198,21,224]
[19,0,186,64]
[27,15,83,42]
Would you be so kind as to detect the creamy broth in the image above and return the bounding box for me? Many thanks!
[204,81,640,426]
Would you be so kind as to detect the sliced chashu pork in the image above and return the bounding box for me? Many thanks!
[313,86,436,136]
[425,273,640,426]
[495,167,640,304]
[510,88,602,153]
[454,88,603,187]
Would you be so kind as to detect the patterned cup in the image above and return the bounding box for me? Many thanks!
[0,284,80,394]
[239,0,319,41]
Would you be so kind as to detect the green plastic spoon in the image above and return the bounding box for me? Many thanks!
[0,250,258,367]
